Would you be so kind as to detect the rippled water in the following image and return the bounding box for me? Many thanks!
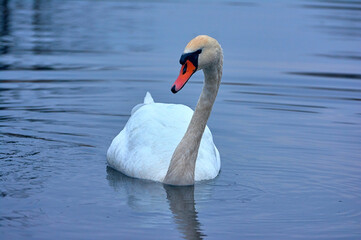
[1,0,361,239]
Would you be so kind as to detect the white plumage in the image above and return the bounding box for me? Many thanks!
[107,92,221,182]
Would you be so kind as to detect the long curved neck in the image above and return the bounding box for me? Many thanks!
[164,62,222,186]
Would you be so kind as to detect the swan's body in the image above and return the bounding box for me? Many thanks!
[107,93,220,182]
[107,35,223,185]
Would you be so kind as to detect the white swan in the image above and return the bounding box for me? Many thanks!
[107,35,223,185]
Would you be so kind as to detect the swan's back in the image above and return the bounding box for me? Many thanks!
[107,93,220,182]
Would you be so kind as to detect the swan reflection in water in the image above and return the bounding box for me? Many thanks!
[106,166,213,240]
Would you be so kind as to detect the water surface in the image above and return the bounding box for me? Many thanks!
[1,0,361,239]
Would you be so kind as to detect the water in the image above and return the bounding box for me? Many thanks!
[1,0,360,239]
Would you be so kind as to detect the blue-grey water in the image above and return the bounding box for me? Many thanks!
[1,0,360,239]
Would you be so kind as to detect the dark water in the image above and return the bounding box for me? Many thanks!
[1,0,360,239]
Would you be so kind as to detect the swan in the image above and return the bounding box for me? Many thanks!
[107,35,223,185]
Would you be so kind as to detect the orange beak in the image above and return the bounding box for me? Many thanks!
[171,60,197,94]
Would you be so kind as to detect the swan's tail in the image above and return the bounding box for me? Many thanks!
[144,92,154,104]
[131,92,154,115]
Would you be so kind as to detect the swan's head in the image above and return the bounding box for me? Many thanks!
[171,35,222,94]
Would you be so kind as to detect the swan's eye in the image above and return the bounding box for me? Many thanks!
[182,63,187,75]
[179,49,202,66]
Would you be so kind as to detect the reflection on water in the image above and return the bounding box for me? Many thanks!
[0,0,155,71]
[0,0,9,55]
[107,167,205,240]
[164,185,205,240]
[1,0,361,239]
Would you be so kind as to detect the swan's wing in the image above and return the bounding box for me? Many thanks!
[108,103,194,181]
[108,97,220,182]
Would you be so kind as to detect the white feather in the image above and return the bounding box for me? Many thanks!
[107,92,221,182]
